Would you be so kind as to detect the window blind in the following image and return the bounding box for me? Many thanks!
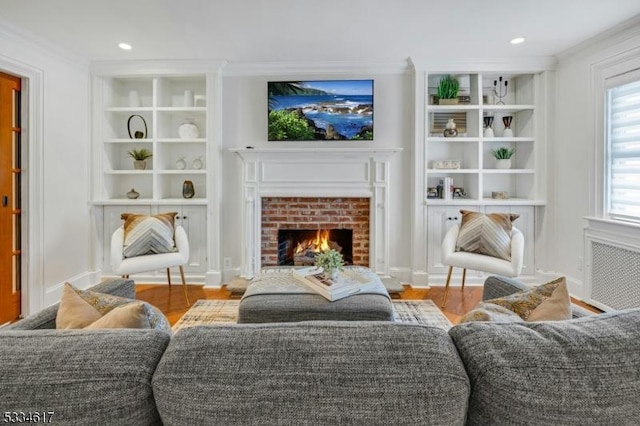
[606,75,640,221]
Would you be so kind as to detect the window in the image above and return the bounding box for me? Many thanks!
[605,72,640,222]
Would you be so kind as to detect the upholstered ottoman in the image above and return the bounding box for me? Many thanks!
[237,268,393,323]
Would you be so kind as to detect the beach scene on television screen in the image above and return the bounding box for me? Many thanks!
[268,80,374,141]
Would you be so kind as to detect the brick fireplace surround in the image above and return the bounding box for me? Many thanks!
[261,197,370,267]
[231,147,401,278]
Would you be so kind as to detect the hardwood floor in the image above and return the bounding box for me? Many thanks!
[135,283,484,326]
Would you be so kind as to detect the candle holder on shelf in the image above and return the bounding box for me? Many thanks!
[493,76,508,105]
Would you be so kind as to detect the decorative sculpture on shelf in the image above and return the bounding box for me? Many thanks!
[483,116,495,137]
[493,76,508,105]
[502,115,514,137]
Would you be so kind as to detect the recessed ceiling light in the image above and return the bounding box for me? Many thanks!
[510,37,526,45]
[118,43,132,50]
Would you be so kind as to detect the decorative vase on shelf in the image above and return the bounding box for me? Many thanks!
[176,157,187,170]
[182,180,195,199]
[126,188,140,199]
[483,116,495,137]
[496,159,512,169]
[192,156,204,170]
[178,120,200,139]
[183,90,194,107]
[502,116,514,138]
[443,119,458,137]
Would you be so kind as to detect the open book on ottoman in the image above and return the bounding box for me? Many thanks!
[293,267,381,301]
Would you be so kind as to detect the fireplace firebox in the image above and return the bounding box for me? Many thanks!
[278,229,353,266]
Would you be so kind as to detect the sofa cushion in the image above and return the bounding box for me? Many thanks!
[153,322,470,425]
[456,210,519,261]
[484,276,571,321]
[449,308,640,425]
[122,212,177,258]
[0,329,170,425]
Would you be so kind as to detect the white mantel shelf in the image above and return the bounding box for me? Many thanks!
[232,146,402,279]
[230,147,402,159]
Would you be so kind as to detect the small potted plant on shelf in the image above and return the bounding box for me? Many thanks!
[314,249,344,280]
[128,148,152,170]
[437,75,460,105]
[493,147,515,169]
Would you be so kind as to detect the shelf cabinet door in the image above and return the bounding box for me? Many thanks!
[161,205,207,273]
[427,205,478,274]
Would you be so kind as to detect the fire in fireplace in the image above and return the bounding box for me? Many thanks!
[278,229,353,266]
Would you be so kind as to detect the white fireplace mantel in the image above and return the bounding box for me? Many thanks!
[231,147,402,278]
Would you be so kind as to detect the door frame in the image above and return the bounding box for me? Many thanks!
[0,54,44,316]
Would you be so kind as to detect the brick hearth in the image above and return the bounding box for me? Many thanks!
[261,197,370,267]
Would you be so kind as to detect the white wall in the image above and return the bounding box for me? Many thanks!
[220,70,413,281]
[553,19,640,297]
[0,23,92,311]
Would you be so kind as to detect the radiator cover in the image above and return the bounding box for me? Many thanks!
[590,241,640,310]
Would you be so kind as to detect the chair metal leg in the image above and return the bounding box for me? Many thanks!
[166,268,172,288]
[441,266,454,308]
[461,269,467,291]
[179,265,190,307]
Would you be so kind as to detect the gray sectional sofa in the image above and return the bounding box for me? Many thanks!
[1,277,639,425]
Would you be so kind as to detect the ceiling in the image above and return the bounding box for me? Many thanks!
[1,0,639,64]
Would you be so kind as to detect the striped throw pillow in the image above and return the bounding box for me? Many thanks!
[455,210,519,261]
[121,212,177,259]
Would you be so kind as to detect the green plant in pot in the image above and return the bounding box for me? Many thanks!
[314,249,345,280]
[437,75,460,105]
[493,147,515,169]
[128,148,152,170]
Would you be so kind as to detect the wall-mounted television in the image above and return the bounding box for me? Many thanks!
[268,80,374,141]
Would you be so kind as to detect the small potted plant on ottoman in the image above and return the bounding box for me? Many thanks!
[315,249,344,280]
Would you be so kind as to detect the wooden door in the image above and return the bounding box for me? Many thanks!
[0,71,21,324]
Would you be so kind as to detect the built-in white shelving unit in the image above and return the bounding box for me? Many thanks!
[91,61,225,286]
[424,72,542,204]
[410,65,553,284]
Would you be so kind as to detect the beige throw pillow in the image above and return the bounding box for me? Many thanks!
[84,302,151,329]
[55,282,172,333]
[527,278,572,321]
[485,276,572,322]
[56,283,103,329]
[455,210,520,261]
[459,302,525,323]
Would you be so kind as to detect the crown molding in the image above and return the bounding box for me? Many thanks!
[0,19,89,70]
[90,59,228,76]
[223,59,412,76]
[408,56,557,73]
[556,15,640,63]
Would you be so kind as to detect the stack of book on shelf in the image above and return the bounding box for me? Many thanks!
[293,267,379,301]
